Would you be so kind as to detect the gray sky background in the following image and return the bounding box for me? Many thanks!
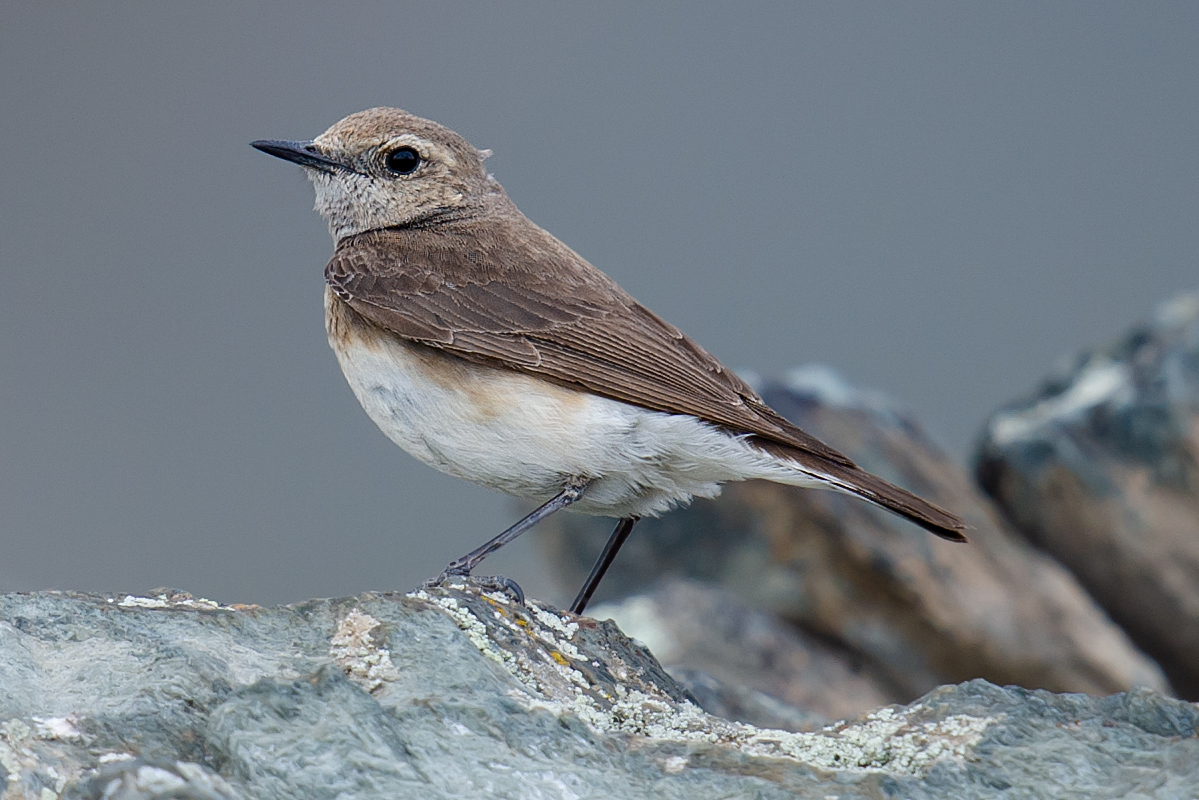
[2,2,1196,606]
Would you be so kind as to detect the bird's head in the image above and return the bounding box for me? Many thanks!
[253,107,495,241]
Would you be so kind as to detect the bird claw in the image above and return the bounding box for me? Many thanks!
[422,570,525,606]
[478,575,525,605]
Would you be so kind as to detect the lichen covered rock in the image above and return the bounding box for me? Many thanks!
[0,587,1194,799]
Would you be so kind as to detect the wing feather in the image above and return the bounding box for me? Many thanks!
[326,221,854,465]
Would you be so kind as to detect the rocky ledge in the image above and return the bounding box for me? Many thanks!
[1,586,1195,800]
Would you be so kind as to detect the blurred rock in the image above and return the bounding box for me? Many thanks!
[2,587,1197,799]
[539,365,1168,699]
[977,291,1199,698]
[665,668,822,733]
[591,578,899,730]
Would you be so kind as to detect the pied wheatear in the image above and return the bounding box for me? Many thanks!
[252,107,965,613]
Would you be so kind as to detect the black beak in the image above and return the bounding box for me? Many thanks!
[250,139,348,171]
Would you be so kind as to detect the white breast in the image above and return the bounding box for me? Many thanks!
[324,288,821,517]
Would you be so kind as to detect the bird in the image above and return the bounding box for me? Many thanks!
[251,107,966,614]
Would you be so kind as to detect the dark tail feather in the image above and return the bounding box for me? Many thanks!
[754,439,968,542]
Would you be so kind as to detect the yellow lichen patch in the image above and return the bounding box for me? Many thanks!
[488,601,508,617]
[550,651,571,667]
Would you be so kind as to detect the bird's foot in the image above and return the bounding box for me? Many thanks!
[423,569,525,606]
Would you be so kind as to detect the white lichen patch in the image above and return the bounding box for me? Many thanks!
[113,593,230,611]
[97,752,136,764]
[661,755,689,774]
[479,589,512,606]
[743,705,996,773]
[590,691,718,741]
[330,609,400,692]
[30,717,81,742]
[526,602,584,662]
[529,602,578,637]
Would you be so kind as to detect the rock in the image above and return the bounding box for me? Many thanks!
[538,366,1168,700]
[591,578,899,730]
[664,668,824,734]
[73,761,240,800]
[0,587,1196,799]
[976,291,1199,698]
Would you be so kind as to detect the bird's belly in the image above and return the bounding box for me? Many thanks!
[325,292,777,517]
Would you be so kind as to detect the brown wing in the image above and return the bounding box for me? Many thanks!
[325,220,853,467]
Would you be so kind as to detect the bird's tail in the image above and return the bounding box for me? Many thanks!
[752,438,968,542]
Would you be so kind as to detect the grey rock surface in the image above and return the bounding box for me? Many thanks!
[539,366,1167,701]
[1,586,1195,799]
[977,291,1199,698]
[592,579,898,730]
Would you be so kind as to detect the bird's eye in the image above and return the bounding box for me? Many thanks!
[384,147,421,175]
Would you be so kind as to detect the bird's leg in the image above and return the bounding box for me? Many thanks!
[569,517,639,615]
[429,479,592,602]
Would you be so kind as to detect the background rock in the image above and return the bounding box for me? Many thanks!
[592,579,899,730]
[0,587,1195,799]
[977,290,1199,698]
[538,366,1167,704]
